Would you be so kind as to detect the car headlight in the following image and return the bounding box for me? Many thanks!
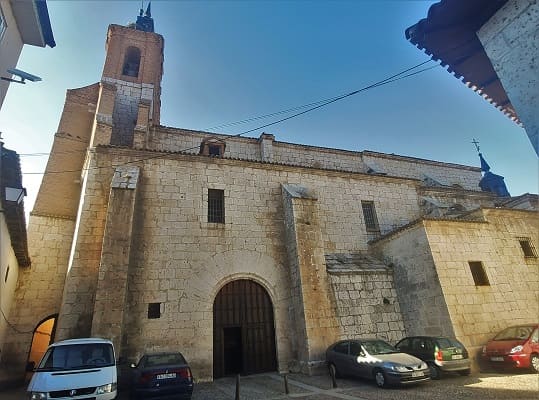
[389,364,409,372]
[29,392,47,400]
[510,345,523,354]
[96,383,117,394]
[420,361,428,369]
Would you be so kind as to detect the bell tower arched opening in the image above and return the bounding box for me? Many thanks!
[213,279,277,378]
[122,46,141,77]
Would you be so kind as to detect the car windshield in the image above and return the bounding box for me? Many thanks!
[144,353,186,367]
[494,326,534,341]
[37,343,114,371]
[362,340,398,355]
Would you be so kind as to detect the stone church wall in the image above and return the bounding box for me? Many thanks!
[1,215,75,369]
[363,152,482,191]
[424,208,539,359]
[143,128,483,193]
[82,147,424,379]
[54,153,113,341]
[328,271,406,343]
[369,223,455,340]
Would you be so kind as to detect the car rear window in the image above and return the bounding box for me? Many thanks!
[145,353,186,367]
[494,326,534,341]
[436,338,465,349]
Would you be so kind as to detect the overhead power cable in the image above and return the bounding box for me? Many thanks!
[21,59,437,175]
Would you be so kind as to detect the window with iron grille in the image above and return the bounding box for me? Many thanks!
[0,5,6,43]
[208,189,225,223]
[468,261,490,286]
[517,237,537,258]
[361,201,380,232]
[148,303,161,319]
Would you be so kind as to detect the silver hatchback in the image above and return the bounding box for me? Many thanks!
[326,338,431,388]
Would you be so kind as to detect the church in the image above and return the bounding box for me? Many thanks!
[1,6,537,382]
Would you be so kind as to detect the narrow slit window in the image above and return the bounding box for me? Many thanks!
[148,303,161,319]
[518,237,537,258]
[208,189,225,223]
[468,261,490,286]
[361,201,380,233]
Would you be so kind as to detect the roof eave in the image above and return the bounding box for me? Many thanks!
[405,0,518,124]
[11,0,55,48]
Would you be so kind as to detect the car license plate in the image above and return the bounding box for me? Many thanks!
[452,354,463,360]
[412,371,424,377]
[490,357,504,362]
[156,373,176,379]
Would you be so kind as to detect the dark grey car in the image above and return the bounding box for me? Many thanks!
[326,339,431,388]
[395,336,471,379]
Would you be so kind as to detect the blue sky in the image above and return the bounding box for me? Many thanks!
[0,0,537,215]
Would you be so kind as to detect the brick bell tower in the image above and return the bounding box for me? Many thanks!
[92,3,163,147]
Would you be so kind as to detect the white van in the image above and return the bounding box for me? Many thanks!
[27,337,117,400]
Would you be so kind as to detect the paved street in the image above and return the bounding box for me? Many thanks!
[2,371,538,400]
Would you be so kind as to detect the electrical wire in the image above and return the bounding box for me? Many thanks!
[0,306,34,334]
[21,59,437,175]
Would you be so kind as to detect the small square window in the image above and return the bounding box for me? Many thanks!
[468,261,490,286]
[199,139,225,157]
[517,237,537,258]
[148,303,161,319]
[208,189,225,223]
[361,201,380,233]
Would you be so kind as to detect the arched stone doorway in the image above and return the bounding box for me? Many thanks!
[213,279,277,378]
[26,315,57,371]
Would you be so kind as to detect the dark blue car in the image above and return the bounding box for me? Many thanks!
[130,352,193,399]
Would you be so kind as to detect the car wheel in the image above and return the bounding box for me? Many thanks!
[428,363,441,380]
[328,363,340,378]
[457,368,471,376]
[531,354,539,373]
[374,369,388,388]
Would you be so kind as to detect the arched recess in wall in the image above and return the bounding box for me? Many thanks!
[122,46,141,77]
[213,279,277,378]
[26,314,57,371]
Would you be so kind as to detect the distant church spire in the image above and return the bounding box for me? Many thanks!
[135,1,154,32]
[472,139,510,197]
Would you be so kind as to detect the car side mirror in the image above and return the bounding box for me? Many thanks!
[359,351,365,357]
[130,363,137,368]
[25,361,35,372]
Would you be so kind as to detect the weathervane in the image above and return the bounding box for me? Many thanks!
[472,138,480,153]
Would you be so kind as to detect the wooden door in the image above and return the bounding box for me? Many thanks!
[213,280,277,378]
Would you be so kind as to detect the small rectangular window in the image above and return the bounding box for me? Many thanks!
[518,237,537,258]
[468,261,490,286]
[4,265,9,283]
[208,189,225,223]
[208,145,221,156]
[148,303,161,319]
[361,201,380,233]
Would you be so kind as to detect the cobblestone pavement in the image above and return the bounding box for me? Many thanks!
[3,371,538,399]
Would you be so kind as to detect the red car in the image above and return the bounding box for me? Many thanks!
[482,324,539,372]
